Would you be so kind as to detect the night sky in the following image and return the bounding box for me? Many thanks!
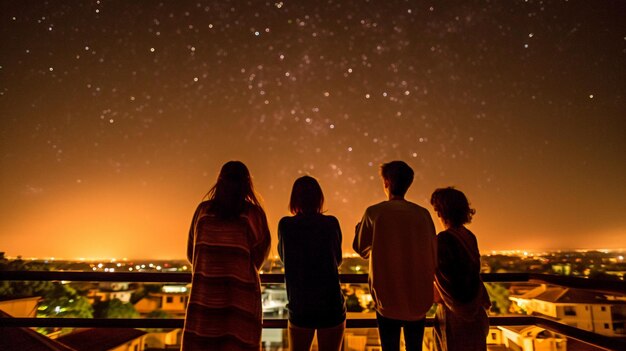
[1,1,624,260]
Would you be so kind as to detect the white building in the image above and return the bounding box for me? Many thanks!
[510,285,626,336]
[88,282,135,303]
[262,287,288,315]
[498,326,566,351]
[134,285,189,317]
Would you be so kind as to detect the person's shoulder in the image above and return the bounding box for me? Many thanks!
[366,201,388,212]
[277,216,294,235]
[436,230,456,245]
[465,228,477,237]
[244,203,267,219]
[278,215,294,226]
[463,228,479,243]
[437,229,454,239]
[194,200,212,215]
[321,214,341,226]
[404,201,433,215]
[197,200,211,208]
[404,200,428,210]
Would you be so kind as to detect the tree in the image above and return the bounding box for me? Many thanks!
[130,283,163,304]
[484,283,511,314]
[93,298,140,319]
[37,284,93,318]
[0,259,93,319]
[345,293,363,312]
[0,259,55,298]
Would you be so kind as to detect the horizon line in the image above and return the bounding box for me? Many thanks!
[4,248,626,262]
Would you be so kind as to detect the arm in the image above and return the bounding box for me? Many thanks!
[353,210,373,259]
[332,216,343,266]
[352,222,361,253]
[427,213,437,270]
[250,207,271,270]
[436,233,456,278]
[187,203,204,264]
[277,218,286,263]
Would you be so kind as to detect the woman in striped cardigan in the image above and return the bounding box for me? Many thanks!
[183,161,271,351]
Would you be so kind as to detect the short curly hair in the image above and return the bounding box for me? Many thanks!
[430,187,476,227]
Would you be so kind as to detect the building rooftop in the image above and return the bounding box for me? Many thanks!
[514,285,626,304]
[56,328,146,351]
[0,310,76,351]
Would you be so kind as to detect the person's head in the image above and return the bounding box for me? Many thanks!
[289,175,324,215]
[430,187,476,228]
[206,161,261,218]
[380,161,414,197]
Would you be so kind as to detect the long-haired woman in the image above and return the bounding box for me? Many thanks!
[183,161,271,351]
[278,175,346,351]
[430,187,491,351]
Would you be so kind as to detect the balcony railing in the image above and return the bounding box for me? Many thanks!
[1,271,625,350]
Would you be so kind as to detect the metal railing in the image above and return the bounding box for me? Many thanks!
[1,271,625,350]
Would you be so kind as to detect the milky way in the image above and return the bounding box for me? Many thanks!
[1,1,625,259]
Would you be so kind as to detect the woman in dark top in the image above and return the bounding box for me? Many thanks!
[430,187,491,351]
[278,175,346,351]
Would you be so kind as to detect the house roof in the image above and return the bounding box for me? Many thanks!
[0,295,41,303]
[535,287,568,302]
[498,325,565,339]
[537,287,624,304]
[57,328,146,351]
[513,285,626,305]
[498,325,528,333]
[0,310,76,351]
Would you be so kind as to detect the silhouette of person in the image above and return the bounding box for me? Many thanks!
[353,161,437,351]
[278,175,346,351]
[430,187,490,351]
[183,161,271,351]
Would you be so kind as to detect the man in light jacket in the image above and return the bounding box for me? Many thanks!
[353,160,437,351]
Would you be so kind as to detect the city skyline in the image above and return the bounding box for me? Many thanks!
[1,1,625,259]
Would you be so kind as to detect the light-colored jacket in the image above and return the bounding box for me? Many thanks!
[354,200,437,320]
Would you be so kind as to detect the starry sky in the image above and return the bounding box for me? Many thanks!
[1,1,624,260]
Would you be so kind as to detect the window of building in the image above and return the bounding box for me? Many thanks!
[180,296,184,303]
[601,306,606,312]
[604,323,610,329]
[491,332,497,340]
[564,306,577,316]
[166,296,173,303]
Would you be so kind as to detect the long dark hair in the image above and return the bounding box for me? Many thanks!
[205,161,262,219]
[288,175,324,215]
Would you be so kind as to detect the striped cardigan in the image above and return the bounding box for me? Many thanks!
[183,201,271,351]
